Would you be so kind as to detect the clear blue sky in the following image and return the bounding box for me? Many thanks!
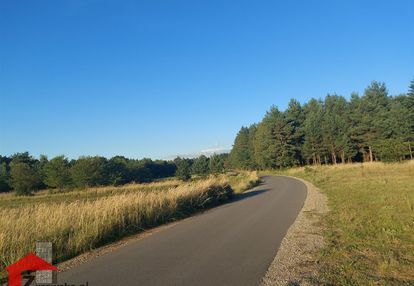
[1,0,413,159]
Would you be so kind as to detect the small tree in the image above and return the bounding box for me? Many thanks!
[209,154,225,174]
[70,156,107,188]
[175,158,191,181]
[10,162,39,195]
[0,162,10,192]
[191,155,209,176]
[44,156,71,189]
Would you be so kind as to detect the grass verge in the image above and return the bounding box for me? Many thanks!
[275,161,414,285]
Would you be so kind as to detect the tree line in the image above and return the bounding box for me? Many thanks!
[0,152,228,195]
[229,79,414,169]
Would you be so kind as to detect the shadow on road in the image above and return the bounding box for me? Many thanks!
[233,189,269,201]
[231,185,269,203]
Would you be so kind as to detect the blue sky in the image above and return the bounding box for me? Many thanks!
[1,0,413,159]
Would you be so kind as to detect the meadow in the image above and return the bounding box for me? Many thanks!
[279,161,414,285]
[0,171,259,280]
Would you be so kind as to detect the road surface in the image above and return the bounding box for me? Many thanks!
[58,176,307,286]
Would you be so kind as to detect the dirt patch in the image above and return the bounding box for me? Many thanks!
[261,176,329,286]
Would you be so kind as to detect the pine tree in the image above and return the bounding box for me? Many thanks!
[192,155,209,175]
[387,95,413,160]
[321,94,353,164]
[285,99,305,165]
[407,77,414,158]
[209,154,226,173]
[174,158,191,181]
[229,126,254,169]
[350,82,390,162]
[302,99,325,164]
[253,107,296,168]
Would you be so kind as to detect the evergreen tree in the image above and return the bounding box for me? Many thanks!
[0,162,10,192]
[174,157,191,181]
[253,106,296,168]
[387,95,413,159]
[350,82,390,162]
[209,154,226,173]
[285,99,305,165]
[302,99,325,164]
[192,155,210,176]
[409,78,414,96]
[406,78,414,158]
[229,126,254,169]
[321,94,353,164]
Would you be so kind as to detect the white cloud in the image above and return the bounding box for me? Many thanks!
[163,145,230,160]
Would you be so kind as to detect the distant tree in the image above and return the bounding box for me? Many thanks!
[9,153,41,195]
[409,78,414,96]
[229,126,255,169]
[209,154,226,173]
[0,162,10,192]
[406,78,414,158]
[10,162,39,195]
[174,157,191,181]
[10,152,36,165]
[106,156,129,185]
[191,155,210,176]
[387,95,414,159]
[70,156,107,188]
[37,154,49,188]
[43,156,71,189]
[373,138,407,162]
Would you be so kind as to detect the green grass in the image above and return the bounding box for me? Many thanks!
[276,161,414,285]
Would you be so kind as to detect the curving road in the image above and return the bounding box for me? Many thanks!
[58,176,307,286]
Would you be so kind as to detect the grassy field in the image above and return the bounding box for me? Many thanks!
[278,161,414,285]
[0,171,259,280]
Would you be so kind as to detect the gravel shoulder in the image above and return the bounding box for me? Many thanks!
[261,176,329,286]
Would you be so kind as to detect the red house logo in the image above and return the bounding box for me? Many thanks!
[5,252,58,286]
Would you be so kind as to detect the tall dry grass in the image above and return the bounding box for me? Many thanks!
[0,177,232,272]
[225,171,260,193]
[0,179,182,208]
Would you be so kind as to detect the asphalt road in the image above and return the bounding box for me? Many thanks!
[58,176,307,286]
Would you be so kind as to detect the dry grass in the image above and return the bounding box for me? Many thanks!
[226,171,260,193]
[0,172,260,280]
[0,177,232,275]
[278,161,414,285]
[0,179,182,208]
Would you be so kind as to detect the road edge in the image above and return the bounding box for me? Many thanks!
[261,176,329,286]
